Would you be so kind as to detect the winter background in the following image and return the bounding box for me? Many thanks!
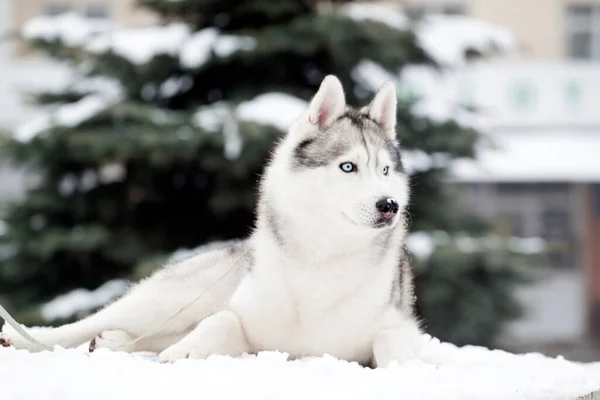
[1,0,600,399]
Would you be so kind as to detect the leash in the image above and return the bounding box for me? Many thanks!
[0,247,250,354]
[0,303,54,351]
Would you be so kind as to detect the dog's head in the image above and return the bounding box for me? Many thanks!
[262,75,409,234]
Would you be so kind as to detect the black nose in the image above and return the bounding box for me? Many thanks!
[376,197,399,215]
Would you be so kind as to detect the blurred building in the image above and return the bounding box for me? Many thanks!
[398,0,600,61]
[385,0,600,351]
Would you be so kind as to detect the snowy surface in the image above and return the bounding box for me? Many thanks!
[40,280,129,322]
[450,131,600,182]
[0,334,599,400]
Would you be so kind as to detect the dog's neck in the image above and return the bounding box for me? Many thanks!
[253,197,406,268]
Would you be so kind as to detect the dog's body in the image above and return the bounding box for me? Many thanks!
[1,76,422,367]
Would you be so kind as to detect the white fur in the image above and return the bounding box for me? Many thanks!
[1,76,422,368]
[365,81,398,139]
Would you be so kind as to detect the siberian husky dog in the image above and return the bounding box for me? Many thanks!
[1,75,422,367]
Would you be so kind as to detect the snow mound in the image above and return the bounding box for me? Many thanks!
[40,280,129,322]
[0,334,598,399]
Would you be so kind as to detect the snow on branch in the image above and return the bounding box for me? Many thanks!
[22,12,112,47]
[341,2,515,67]
[86,24,191,65]
[40,279,129,322]
[180,28,257,68]
[14,92,122,142]
[22,13,256,68]
[236,93,308,132]
[192,93,308,159]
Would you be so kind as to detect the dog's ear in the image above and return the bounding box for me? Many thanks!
[367,81,397,140]
[307,75,346,129]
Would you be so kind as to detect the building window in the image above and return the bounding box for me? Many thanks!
[565,5,600,60]
[405,3,467,18]
[84,4,110,19]
[41,3,110,19]
[42,4,72,16]
[541,210,575,268]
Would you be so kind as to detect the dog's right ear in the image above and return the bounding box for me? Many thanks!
[307,75,346,129]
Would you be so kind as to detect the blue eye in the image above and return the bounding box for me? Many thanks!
[383,166,389,175]
[340,162,356,173]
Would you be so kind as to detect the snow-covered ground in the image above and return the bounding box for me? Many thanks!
[1,334,599,400]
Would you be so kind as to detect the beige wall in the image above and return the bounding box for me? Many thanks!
[401,0,600,60]
[15,0,156,28]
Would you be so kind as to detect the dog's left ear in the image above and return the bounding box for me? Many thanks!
[367,81,397,140]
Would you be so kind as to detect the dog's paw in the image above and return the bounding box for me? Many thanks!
[0,324,46,351]
[0,336,12,348]
[158,343,211,363]
[89,330,136,353]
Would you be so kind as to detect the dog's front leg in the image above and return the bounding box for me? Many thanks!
[158,310,250,363]
[372,311,422,368]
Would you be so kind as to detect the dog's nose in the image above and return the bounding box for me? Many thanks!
[376,197,399,217]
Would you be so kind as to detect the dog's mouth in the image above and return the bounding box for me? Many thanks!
[372,217,396,229]
[343,212,396,230]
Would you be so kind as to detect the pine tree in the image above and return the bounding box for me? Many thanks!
[0,0,533,346]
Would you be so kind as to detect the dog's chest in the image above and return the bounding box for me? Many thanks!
[230,257,392,363]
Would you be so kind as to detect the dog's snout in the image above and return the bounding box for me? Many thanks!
[375,197,399,216]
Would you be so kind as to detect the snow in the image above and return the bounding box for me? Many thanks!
[180,27,256,69]
[179,28,219,68]
[40,280,129,322]
[416,14,514,67]
[450,131,600,182]
[341,3,409,30]
[236,93,308,132]
[192,92,307,136]
[406,231,546,260]
[192,102,231,133]
[86,24,191,65]
[98,163,126,184]
[14,93,121,142]
[341,3,515,67]
[0,59,72,130]
[22,12,111,47]
[0,334,599,399]
[213,34,257,58]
